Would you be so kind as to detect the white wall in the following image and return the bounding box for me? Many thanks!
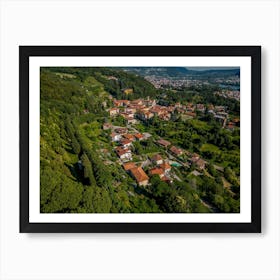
[0,0,279,279]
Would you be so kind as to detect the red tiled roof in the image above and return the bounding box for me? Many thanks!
[123,162,137,171]
[157,139,171,147]
[151,154,163,162]
[161,175,171,182]
[123,134,135,141]
[170,146,183,156]
[116,149,131,157]
[120,139,132,146]
[134,133,144,139]
[115,127,127,134]
[159,162,171,171]
[130,167,149,183]
[149,167,164,176]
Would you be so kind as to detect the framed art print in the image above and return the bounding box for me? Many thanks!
[19,46,261,233]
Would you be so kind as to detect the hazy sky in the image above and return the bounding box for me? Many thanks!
[186,67,239,71]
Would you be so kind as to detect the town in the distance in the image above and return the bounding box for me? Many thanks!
[40,67,240,214]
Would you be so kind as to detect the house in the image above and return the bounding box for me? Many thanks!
[114,100,124,107]
[216,111,228,118]
[126,106,137,114]
[186,103,195,112]
[145,112,154,120]
[196,104,205,112]
[130,99,142,106]
[125,112,135,118]
[114,99,130,107]
[115,147,132,161]
[175,108,185,114]
[166,106,175,113]
[159,162,171,173]
[120,139,133,148]
[103,123,113,130]
[122,100,130,106]
[149,167,165,178]
[123,134,135,141]
[185,112,196,118]
[134,133,144,141]
[115,127,127,134]
[138,111,154,121]
[111,132,121,142]
[123,162,137,172]
[161,175,173,183]
[150,106,165,116]
[109,107,119,116]
[215,105,226,112]
[191,153,200,163]
[151,154,163,165]
[226,122,236,131]
[157,139,171,148]
[120,112,132,119]
[159,113,171,121]
[125,108,135,115]
[145,99,156,107]
[126,117,137,125]
[169,146,183,157]
[196,159,206,170]
[130,167,149,186]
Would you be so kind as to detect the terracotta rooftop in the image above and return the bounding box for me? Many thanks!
[149,167,164,176]
[120,139,132,145]
[159,162,171,171]
[130,167,149,183]
[134,133,144,140]
[161,175,172,182]
[123,162,137,171]
[123,134,135,141]
[151,154,163,162]
[157,139,171,147]
[115,127,127,134]
[170,146,183,156]
[116,148,131,157]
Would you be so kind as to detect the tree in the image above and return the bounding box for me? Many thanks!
[81,153,96,186]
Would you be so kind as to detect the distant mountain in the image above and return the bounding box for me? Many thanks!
[121,67,240,79]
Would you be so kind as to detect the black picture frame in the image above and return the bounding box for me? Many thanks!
[20,46,261,233]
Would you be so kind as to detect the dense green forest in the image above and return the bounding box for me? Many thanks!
[40,67,240,213]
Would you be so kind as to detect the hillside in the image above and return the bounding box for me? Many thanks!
[40,67,240,214]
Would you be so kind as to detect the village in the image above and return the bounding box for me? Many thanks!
[102,94,239,187]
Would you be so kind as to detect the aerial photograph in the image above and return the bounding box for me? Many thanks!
[40,66,240,214]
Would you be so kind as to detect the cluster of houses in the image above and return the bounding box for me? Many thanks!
[108,97,238,130]
[215,89,240,101]
[156,139,206,170]
[103,124,147,162]
[148,154,172,183]
[102,125,208,187]
[122,153,173,187]
[109,98,196,123]
[102,97,238,186]
[103,123,174,186]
